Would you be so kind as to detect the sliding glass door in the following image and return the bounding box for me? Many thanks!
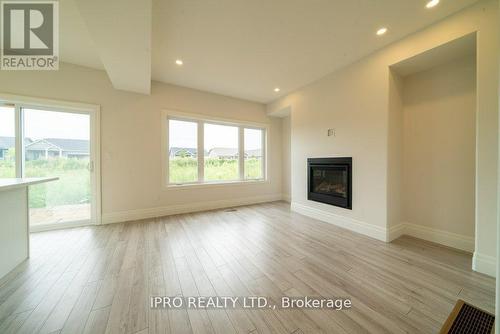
[23,108,92,227]
[0,105,16,178]
[0,97,100,230]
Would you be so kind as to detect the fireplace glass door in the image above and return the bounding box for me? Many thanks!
[307,157,352,209]
[311,167,348,198]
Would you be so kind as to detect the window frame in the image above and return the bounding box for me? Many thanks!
[162,110,268,188]
[243,127,265,181]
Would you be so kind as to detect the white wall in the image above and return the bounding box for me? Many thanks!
[0,63,283,222]
[287,57,390,235]
[281,116,291,202]
[496,0,500,329]
[269,0,498,275]
[387,70,404,234]
[402,56,476,240]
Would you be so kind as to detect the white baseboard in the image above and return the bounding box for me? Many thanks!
[290,202,476,255]
[291,202,388,242]
[389,222,475,253]
[101,193,283,224]
[387,223,405,242]
[472,252,496,277]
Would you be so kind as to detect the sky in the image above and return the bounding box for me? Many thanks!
[0,107,14,136]
[0,107,90,140]
[169,119,262,150]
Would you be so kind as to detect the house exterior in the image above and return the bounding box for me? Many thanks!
[207,147,262,159]
[169,147,262,159]
[207,147,238,159]
[0,137,14,160]
[25,138,89,160]
[169,147,198,158]
[0,136,89,161]
[245,149,262,158]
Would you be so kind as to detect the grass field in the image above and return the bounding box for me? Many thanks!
[0,156,263,207]
[0,158,90,208]
[169,157,263,183]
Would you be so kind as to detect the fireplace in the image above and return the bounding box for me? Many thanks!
[307,157,352,209]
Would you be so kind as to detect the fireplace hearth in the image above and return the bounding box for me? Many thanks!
[307,157,352,209]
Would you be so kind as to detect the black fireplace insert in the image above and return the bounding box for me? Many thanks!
[307,157,352,209]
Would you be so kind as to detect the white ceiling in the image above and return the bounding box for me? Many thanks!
[59,0,102,70]
[75,0,152,94]
[391,33,476,77]
[60,0,480,102]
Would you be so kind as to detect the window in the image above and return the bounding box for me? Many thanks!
[169,119,198,183]
[23,108,92,225]
[244,128,263,179]
[165,113,266,185]
[204,123,239,181]
[0,105,16,177]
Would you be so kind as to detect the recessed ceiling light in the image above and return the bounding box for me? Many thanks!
[426,0,439,8]
[376,27,387,36]
[274,88,280,92]
[175,59,183,65]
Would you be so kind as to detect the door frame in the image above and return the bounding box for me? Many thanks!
[0,93,101,230]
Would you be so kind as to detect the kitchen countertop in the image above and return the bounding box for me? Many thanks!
[0,177,59,192]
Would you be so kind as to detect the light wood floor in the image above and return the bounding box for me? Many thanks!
[0,202,495,334]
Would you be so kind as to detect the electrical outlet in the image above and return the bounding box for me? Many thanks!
[327,129,335,137]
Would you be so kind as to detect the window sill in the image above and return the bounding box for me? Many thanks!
[165,179,268,190]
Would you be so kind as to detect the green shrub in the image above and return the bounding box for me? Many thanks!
[0,157,90,208]
[169,157,262,183]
